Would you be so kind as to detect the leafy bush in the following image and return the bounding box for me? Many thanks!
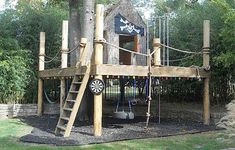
[0,48,33,104]
[0,1,68,103]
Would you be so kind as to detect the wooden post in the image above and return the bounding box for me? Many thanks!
[147,49,151,66]
[203,20,210,125]
[38,32,45,116]
[94,4,104,136]
[60,21,69,115]
[153,38,161,66]
[80,38,88,66]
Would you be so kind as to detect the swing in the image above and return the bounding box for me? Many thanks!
[113,76,134,119]
[44,80,59,104]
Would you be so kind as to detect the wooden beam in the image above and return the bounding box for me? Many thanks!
[60,20,69,115]
[38,32,45,116]
[151,66,210,78]
[94,4,104,137]
[203,20,210,125]
[93,64,210,78]
[38,66,87,78]
[39,65,210,79]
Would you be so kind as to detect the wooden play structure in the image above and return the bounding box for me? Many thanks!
[37,4,211,137]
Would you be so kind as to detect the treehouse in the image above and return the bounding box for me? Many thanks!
[37,1,211,138]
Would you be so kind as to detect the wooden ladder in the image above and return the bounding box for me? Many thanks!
[55,64,90,137]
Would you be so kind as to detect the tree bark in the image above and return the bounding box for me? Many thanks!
[77,0,95,122]
[69,0,81,66]
[81,0,95,63]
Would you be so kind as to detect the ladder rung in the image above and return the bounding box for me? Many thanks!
[67,99,76,102]
[73,82,82,84]
[57,125,66,131]
[63,108,73,111]
[60,117,69,121]
[70,91,78,94]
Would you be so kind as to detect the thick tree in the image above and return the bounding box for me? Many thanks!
[69,0,81,66]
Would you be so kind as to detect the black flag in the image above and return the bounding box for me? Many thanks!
[115,13,144,36]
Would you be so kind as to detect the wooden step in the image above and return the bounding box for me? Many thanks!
[60,117,69,121]
[66,99,76,103]
[73,82,82,84]
[57,125,66,131]
[70,91,78,94]
[63,108,73,111]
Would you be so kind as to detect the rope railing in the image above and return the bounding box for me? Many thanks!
[154,55,195,63]
[41,38,202,64]
[39,50,61,63]
[160,44,203,55]
[39,42,83,64]
[97,39,149,57]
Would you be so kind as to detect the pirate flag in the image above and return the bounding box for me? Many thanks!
[115,13,144,36]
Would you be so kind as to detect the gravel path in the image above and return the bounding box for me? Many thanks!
[19,115,218,146]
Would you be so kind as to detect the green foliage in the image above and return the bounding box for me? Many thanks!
[0,48,33,104]
[152,0,235,103]
[0,1,68,103]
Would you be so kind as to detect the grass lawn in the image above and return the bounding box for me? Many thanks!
[0,118,235,150]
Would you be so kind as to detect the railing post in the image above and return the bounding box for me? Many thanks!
[38,32,45,116]
[153,38,161,66]
[94,4,104,136]
[60,20,69,115]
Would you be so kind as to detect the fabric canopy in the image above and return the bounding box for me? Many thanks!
[115,13,144,36]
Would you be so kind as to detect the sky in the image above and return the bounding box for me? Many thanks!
[0,0,18,11]
[0,1,4,11]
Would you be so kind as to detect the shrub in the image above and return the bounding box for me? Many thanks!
[0,48,34,104]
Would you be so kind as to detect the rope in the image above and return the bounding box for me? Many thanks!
[38,42,83,64]
[153,55,194,63]
[39,50,61,63]
[97,39,149,57]
[63,43,81,54]
[160,44,203,55]
[44,55,61,62]
[190,65,202,81]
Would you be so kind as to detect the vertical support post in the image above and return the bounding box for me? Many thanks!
[153,38,161,66]
[80,38,88,66]
[94,4,104,136]
[166,15,169,66]
[147,49,151,66]
[203,20,210,125]
[162,15,166,66]
[60,20,69,115]
[38,32,45,116]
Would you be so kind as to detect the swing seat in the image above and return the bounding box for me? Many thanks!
[113,111,134,119]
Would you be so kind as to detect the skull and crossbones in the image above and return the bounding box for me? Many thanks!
[120,17,140,34]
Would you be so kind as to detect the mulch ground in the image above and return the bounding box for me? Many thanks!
[19,115,219,146]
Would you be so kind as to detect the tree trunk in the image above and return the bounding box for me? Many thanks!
[81,0,95,63]
[77,0,95,122]
[69,0,81,66]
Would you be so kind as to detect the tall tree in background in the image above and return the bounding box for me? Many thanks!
[69,0,81,66]
[77,0,95,121]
